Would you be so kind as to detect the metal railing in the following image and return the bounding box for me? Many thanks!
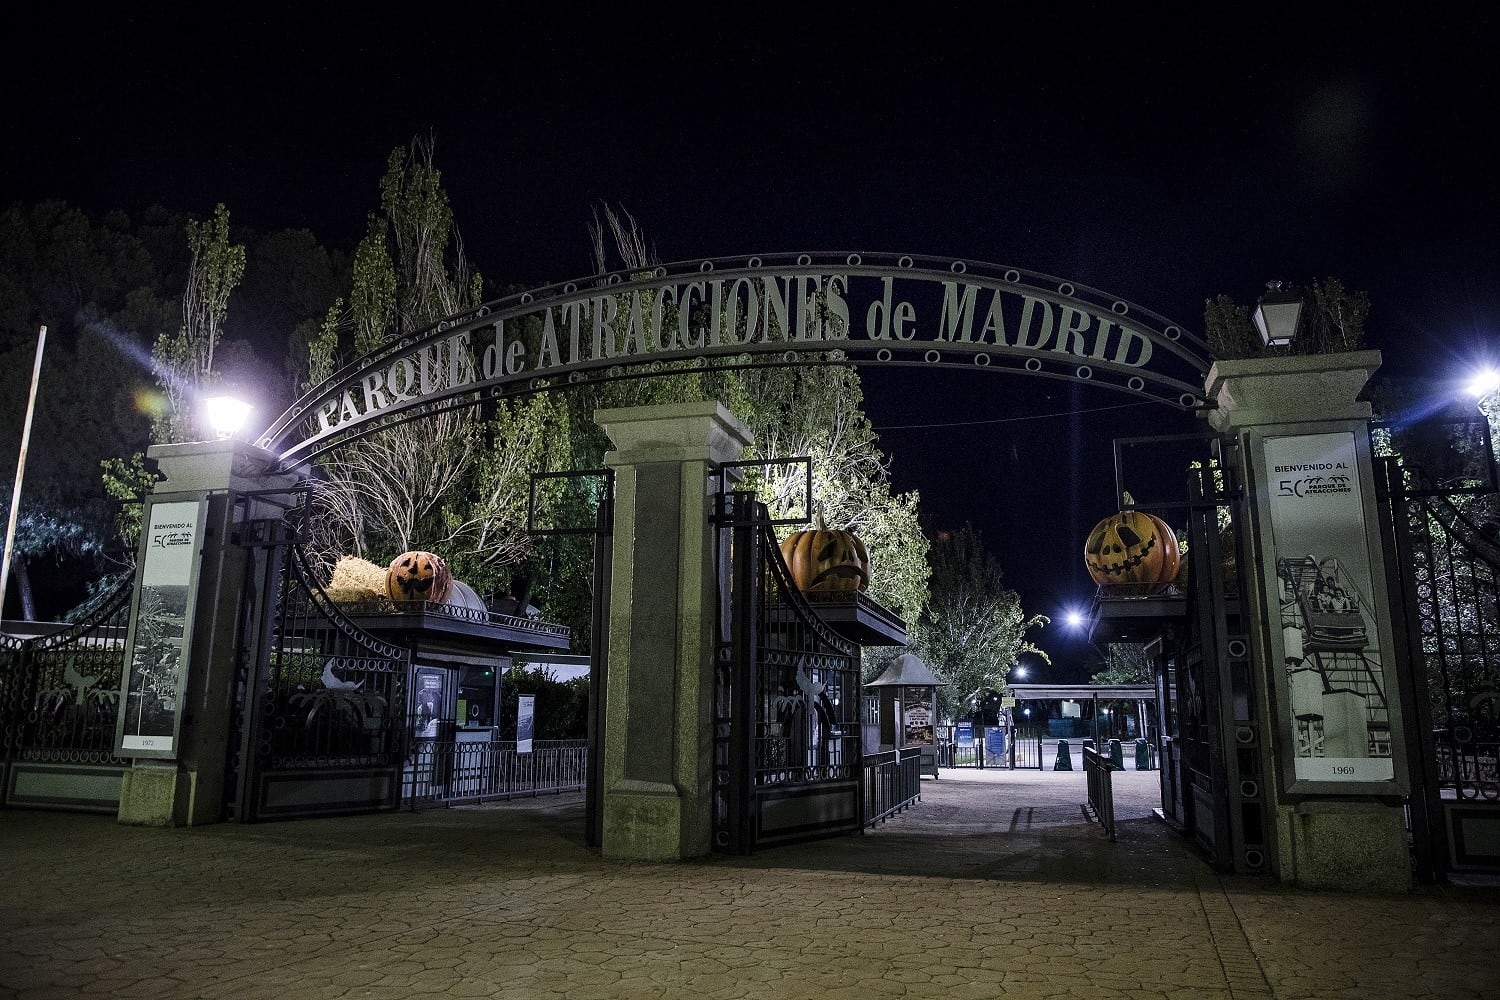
[863,747,922,827]
[1083,745,1116,841]
[935,725,1044,769]
[403,736,587,809]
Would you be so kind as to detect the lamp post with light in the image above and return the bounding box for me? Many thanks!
[1005,661,1030,740]
[1252,281,1305,349]
[204,395,253,440]
[1466,367,1500,471]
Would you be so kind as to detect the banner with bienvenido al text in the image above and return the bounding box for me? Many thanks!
[115,498,206,759]
[1261,432,1396,787]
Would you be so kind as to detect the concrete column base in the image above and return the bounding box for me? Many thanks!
[1281,801,1411,892]
[117,763,195,827]
[602,781,687,861]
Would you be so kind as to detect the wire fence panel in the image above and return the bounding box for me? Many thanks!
[403,738,587,808]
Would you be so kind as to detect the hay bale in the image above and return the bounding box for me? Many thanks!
[330,556,388,593]
[327,556,395,609]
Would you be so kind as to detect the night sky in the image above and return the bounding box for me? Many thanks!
[4,5,1497,674]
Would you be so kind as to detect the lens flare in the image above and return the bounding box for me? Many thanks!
[1466,368,1500,398]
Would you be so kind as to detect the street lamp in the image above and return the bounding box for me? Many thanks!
[1252,281,1304,348]
[1467,367,1500,472]
[1465,367,1500,399]
[204,396,253,440]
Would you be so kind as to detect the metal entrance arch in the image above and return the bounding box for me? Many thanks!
[255,252,1213,468]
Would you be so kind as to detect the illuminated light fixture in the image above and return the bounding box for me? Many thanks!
[1064,609,1085,629]
[1465,367,1500,398]
[1252,281,1305,348]
[204,396,253,440]
[1013,664,1028,679]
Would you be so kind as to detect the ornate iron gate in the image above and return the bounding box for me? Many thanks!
[1182,456,1270,874]
[0,578,135,811]
[1105,433,1268,874]
[227,495,411,821]
[1378,451,1500,877]
[712,491,863,853]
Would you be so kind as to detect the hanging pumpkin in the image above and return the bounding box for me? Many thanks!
[779,512,871,593]
[386,550,454,604]
[1084,503,1180,590]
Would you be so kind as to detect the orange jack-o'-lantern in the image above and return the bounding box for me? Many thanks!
[1084,508,1180,589]
[386,550,454,604]
[780,513,871,593]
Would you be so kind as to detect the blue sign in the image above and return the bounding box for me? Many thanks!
[956,722,973,746]
[986,728,1007,757]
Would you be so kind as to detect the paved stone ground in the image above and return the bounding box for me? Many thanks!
[1,768,1495,999]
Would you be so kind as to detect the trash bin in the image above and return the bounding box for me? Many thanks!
[1134,738,1155,771]
[1053,739,1073,771]
[1108,738,1125,771]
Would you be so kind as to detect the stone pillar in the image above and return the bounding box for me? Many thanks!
[117,439,303,827]
[595,401,752,860]
[1206,350,1412,891]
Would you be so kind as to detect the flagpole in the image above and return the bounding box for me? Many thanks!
[2,325,46,624]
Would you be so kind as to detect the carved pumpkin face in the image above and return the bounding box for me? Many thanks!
[1084,510,1180,588]
[386,551,453,604]
[780,514,871,593]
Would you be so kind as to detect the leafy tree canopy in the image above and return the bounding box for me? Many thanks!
[1090,643,1152,684]
[909,523,1049,721]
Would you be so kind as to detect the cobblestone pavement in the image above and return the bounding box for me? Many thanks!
[1,769,1495,999]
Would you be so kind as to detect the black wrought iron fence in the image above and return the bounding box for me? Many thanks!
[402,735,587,808]
[1377,451,1500,876]
[260,575,408,772]
[863,746,922,826]
[1434,734,1500,800]
[1083,744,1116,841]
[1,579,134,769]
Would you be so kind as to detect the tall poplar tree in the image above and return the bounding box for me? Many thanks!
[150,203,245,443]
[915,524,1049,721]
[305,137,566,589]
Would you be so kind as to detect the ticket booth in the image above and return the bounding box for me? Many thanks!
[865,652,942,778]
